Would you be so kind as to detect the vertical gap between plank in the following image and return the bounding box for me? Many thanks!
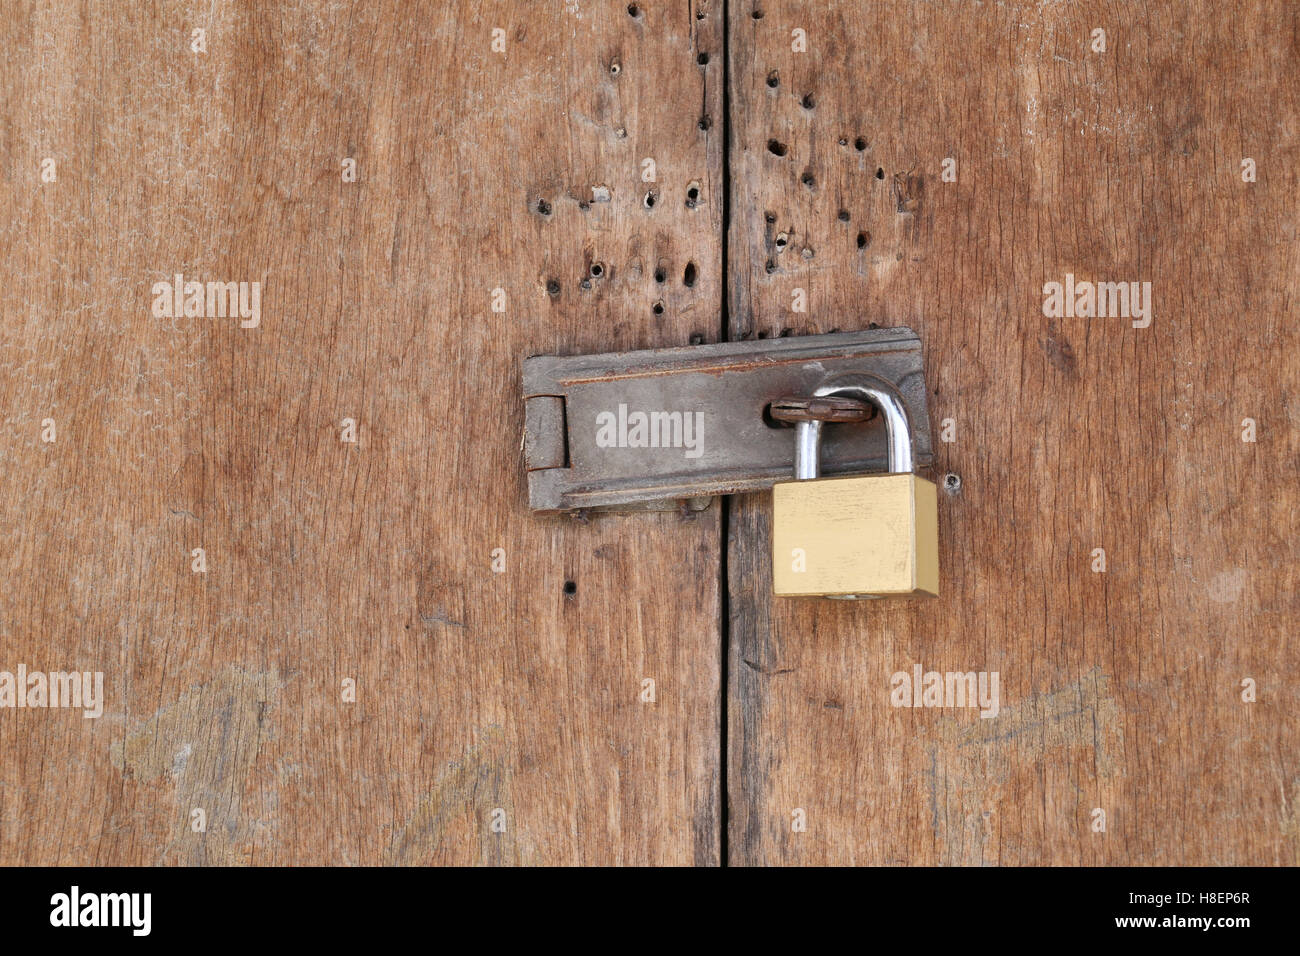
[718,0,733,869]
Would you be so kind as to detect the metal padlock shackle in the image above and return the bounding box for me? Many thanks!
[793,378,914,480]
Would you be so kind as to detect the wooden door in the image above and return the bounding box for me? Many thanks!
[1,1,1295,867]
[726,0,1299,865]
[1,1,722,866]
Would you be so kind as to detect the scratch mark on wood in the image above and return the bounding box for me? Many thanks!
[386,725,516,865]
[109,666,282,865]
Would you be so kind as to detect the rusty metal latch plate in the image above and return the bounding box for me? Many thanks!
[522,328,933,513]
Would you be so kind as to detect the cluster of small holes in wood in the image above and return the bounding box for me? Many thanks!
[532,16,715,324]
[755,17,893,271]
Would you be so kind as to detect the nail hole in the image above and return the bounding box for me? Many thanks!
[764,211,777,224]
[764,259,776,274]
[857,231,871,249]
[654,267,666,283]
[801,93,815,109]
[944,473,962,494]
[697,52,710,66]
[652,300,665,315]
[838,137,848,146]
[838,209,850,222]
[546,279,561,296]
[698,115,713,131]
[766,70,779,88]
[590,262,604,277]
[615,126,628,139]
[610,61,622,76]
[876,167,885,179]
[580,278,592,290]
[536,198,552,216]
[774,233,788,250]
[563,580,577,595]
[767,139,788,156]
[683,262,697,287]
[627,3,640,16]
[801,169,815,188]
[752,9,764,19]
[685,182,701,207]
[854,137,867,151]
[644,189,658,208]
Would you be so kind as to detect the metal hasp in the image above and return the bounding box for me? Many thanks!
[522,328,934,513]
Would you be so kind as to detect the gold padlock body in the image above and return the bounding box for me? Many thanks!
[772,472,939,598]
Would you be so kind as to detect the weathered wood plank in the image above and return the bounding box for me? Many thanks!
[727,0,1300,865]
[0,0,723,865]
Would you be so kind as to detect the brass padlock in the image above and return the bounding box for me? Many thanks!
[772,379,939,598]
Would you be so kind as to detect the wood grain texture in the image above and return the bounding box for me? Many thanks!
[0,0,723,865]
[726,0,1300,864]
